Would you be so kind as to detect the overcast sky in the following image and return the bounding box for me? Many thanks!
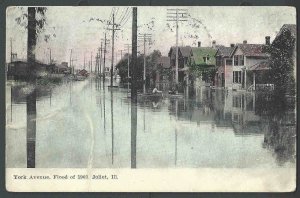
[6,6,296,69]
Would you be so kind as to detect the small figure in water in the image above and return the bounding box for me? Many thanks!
[152,87,162,94]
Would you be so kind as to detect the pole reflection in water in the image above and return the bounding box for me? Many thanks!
[69,80,72,105]
[110,89,114,165]
[143,100,145,133]
[10,86,12,122]
[26,88,37,168]
[175,99,178,166]
[103,84,106,133]
[49,88,52,107]
[131,102,137,168]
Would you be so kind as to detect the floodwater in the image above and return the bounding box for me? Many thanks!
[6,78,296,168]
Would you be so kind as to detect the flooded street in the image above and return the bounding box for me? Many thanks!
[6,79,296,168]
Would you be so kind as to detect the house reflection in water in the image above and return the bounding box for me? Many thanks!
[168,87,296,166]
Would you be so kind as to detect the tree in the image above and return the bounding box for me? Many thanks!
[266,29,295,95]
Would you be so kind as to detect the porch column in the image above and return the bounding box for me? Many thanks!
[253,72,256,91]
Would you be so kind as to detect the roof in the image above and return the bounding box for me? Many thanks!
[168,46,192,58]
[55,64,68,69]
[230,43,269,57]
[215,46,235,57]
[191,47,217,65]
[249,61,270,71]
[157,56,170,68]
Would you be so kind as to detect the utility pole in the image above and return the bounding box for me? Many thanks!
[131,7,138,169]
[49,48,52,64]
[107,12,121,87]
[101,33,110,86]
[138,33,152,94]
[124,44,132,81]
[167,8,188,86]
[90,52,93,74]
[99,42,103,76]
[10,38,13,63]
[70,49,73,74]
[84,52,86,70]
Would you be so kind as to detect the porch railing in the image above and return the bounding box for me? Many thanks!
[247,84,274,92]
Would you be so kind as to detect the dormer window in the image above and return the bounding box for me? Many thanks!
[203,55,210,63]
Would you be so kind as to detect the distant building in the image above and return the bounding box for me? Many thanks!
[7,59,51,80]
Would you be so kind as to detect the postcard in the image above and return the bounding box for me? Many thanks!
[5,6,296,192]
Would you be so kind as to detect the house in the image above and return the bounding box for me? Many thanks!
[78,69,89,77]
[7,59,50,80]
[154,56,171,90]
[168,46,193,84]
[191,44,217,86]
[228,39,270,91]
[214,44,235,88]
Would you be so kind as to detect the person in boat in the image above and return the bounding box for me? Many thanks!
[152,86,162,94]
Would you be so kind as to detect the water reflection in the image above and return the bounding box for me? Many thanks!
[26,87,36,168]
[6,80,296,168]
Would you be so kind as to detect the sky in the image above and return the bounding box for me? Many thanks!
[6,6,296,70]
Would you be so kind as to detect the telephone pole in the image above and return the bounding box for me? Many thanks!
[138,33,152,94]
[90,52,93,74]
[124,44,131,82]
[10,38,13,63]
[107,12,121,86]
[101,33,110,86]
[70,49,73,74]
[167,8,188,86]
[49,48,52,64]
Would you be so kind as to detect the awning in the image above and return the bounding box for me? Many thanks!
[249,61,270,71]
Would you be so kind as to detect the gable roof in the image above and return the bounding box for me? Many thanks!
[191,47,217,65]
[157,56,170,68]
[230,43,269,57]
[215,46,235,57]
[168,46,192,58]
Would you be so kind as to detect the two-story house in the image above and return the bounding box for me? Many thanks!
[229,40,269,91]
[168,46,193,84]
[191,45,217,86]
[215,44,235,88]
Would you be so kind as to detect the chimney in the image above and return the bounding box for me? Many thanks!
[243,40,247,44]
[265,36,270,45]
[212,40,216,48]
[198,41,201,47]
[230,44,235,48]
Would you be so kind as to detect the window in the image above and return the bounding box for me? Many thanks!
[216,56,222,66]
[226,59,232,66]
[234,55,238,66]
[238,55,244,65]
[207,55,210,61]
[203,57,207,63]
[234,55,244,66]
[233,71,242,83]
